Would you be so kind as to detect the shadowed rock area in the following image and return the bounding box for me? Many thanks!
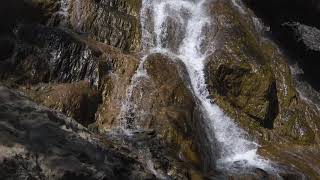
[0,85,209,179]
[244,0,320,91]
[0,86,155,179]
[21,81,101,127]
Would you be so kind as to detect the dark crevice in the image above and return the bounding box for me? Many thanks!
[264,81,279,129]
[0,0,47,35]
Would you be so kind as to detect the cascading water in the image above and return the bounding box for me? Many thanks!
[120,0,275,173]
[56,0,70,17]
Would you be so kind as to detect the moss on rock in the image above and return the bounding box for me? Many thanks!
[205,0,320,145]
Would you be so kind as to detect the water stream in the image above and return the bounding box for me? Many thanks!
[124,0,274,171]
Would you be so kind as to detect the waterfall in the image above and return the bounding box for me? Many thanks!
[138,0,274,171]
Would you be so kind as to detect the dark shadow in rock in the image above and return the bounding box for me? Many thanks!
[244,0,320,91]
[263,81,279,129]
[0,38,15,61]
[0,0,47,35]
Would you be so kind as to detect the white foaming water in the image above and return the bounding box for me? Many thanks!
[231,0,247,14]
[139,0,273,171]
[56,0,70,16]
[118,55,149,131]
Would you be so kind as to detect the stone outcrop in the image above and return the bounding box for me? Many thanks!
[0,86,155,180]
[0,22,144,128]
[0,24,101,85]
[0,0,205,179]
[206,0,320,145]
[0,85,200,179]
[204,0,320,178]
[68,0,141,52]
[96,53,203,167]
[21,81,100,127]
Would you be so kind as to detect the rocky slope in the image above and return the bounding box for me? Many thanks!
[204,0,320,177]
[0,0,320,179]
[0,85,197,179]
[206,0,320,145]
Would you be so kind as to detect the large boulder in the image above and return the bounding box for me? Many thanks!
[207,61,278,129]
[0,86,155,180]
[206,0,320,145]
[96,53,203,167]
[204,0,320,177]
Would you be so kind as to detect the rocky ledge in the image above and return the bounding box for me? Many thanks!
[0,85,208,179]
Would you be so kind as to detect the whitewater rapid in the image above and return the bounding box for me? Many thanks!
[120,0,274,172]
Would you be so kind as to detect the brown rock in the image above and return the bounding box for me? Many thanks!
[205,0,320,145]
[95,48,140,130]
[68,0,141,52]
[0,86,164,180]
[96,53,202,167]
[22,81,100,127]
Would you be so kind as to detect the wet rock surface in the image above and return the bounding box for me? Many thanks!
[96,53,205,169]
[68,0,141,52]
[205,0,320,178]
[206,0,315,143]
[0,85,205,180]
[0,24,101,85]
[0,86,156,180]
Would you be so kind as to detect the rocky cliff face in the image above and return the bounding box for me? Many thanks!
[1,0,320,179]
[206,0,320,144]
[67,0,141,52]
[0,86,194,179]
[1,24,100,85]
[204,0,320,178]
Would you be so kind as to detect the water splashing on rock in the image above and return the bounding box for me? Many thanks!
[119,0,275,173]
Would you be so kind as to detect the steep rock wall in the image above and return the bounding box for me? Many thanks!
[68,0,141,52]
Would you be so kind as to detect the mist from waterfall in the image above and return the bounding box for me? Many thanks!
[138,0,273,171]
